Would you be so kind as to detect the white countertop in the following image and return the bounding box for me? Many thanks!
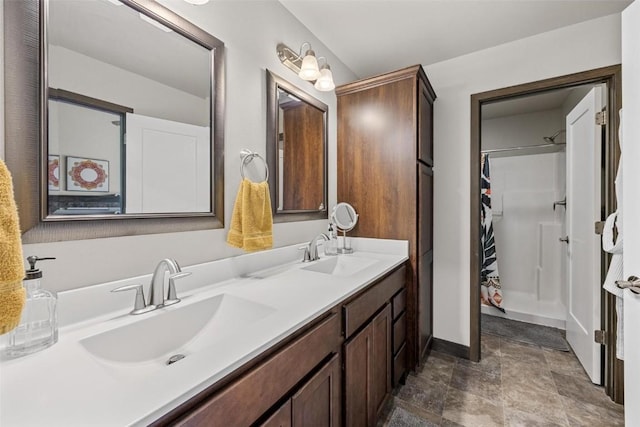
[0,238,408,426]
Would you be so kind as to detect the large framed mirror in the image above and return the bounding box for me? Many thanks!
[266,70,328,222]
[4,0,225,243]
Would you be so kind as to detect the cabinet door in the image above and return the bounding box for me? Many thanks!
[418,163,434,360]
[292,354,341,427]
[371,304,392,420]
[344,304,392,427]
[418,79,434,166]
[344,323,371,427]
[419,251,434,360]
[261,401,292,427]
[282,103,325,211]
[419,165,433,255]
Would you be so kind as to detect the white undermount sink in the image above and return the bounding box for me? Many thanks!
[302,256,379,277]
[80,294,276,365]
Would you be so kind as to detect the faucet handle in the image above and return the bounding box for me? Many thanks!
[164,271,192,306]
[111,284,156,315]
[298,245,312,262]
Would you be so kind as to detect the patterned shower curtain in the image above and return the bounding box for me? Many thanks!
[481,154,505,312]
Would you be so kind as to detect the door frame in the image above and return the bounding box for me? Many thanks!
[469,65,622,402]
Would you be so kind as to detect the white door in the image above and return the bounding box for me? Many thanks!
[125,113,210,213]
[565,87,603,384]
[622,1,640,424]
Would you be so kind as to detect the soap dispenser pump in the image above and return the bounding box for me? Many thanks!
[5,256,58,358]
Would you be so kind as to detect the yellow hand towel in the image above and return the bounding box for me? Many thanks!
[227,179,273,252]
[0,159,25,335]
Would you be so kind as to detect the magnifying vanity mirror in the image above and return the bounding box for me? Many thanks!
[4,0,225,242]
[266,70,328,222]
[331,202,358,254]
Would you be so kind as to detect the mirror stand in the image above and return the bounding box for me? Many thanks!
[336,230,353,254]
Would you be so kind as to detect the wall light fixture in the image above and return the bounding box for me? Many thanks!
[277,42,335,92]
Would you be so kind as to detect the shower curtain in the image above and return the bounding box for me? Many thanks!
[481,154,505,312]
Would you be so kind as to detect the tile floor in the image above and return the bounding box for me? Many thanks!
[379,334,624,426]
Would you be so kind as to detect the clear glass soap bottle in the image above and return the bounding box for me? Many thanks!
[5,256,58,358]
[325,222,338,256]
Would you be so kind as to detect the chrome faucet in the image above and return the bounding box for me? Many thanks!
[111,258,191,315]
[302,233,330,262]
[148,258,192,307]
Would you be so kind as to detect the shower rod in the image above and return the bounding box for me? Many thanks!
[481,141,565,154]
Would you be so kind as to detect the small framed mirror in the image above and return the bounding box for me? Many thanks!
[266,70,328,222]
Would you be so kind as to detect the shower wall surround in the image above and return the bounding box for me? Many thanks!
[0,1,357,293]
[488,153,567,325]
[482,109,567,327]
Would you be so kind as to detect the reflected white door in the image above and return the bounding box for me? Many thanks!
[622,1,640,424]
[565,87,603,384]
[126,113,210,213]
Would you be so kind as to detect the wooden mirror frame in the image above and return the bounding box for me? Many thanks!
[265,70,328,223]
[4,0,225,243]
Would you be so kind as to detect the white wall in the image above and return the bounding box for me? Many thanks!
[425,13,622,346]
[482,109,564,153]
[49,45,209,126]
[489,153,565,304]
[5,0,357,293]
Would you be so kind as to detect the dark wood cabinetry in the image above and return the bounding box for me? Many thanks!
[153,264,407,427]
[344,304,391,427]
[161,313,341,427]
[281,102,325,211]
[261,401,292,427]
[260,355,340,427]
[337,65,436,369]
[343,266,405,426]
[291,354,341,426]
[391,288,408,387]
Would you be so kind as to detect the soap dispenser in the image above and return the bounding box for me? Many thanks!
[325,222,338,256]
[5,256,58,358]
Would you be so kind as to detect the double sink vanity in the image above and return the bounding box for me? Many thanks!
[0,238,408,426]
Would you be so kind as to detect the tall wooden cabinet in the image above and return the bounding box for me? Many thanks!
[337,65,436,369]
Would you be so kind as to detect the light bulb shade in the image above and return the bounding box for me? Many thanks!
[314,66,335,91]
[299,50,321,81]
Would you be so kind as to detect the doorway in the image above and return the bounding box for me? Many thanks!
[469,65,623,403]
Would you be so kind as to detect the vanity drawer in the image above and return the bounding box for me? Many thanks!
[176,312,341,427]
[393,312,406,354]
[392,288,406,320]
[344,265,405,339]
[393,342,407,388]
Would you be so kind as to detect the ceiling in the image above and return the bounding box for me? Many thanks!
[280,0,632,79]
[481,86,578,119]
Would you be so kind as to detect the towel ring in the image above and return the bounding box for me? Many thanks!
[240,152,269,182]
